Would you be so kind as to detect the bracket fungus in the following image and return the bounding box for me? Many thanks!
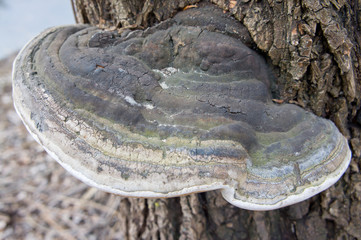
[13,10,351,210]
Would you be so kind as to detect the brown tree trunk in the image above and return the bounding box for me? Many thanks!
[70,0,361,239]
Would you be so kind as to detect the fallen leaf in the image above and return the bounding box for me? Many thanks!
[272,99,284,104]
[183,5,197,11]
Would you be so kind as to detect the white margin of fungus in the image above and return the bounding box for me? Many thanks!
[11,26,352,211]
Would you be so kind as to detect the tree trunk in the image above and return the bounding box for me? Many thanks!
[70,0,361,239]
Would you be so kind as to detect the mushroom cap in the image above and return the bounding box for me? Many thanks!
[12,11,351,210]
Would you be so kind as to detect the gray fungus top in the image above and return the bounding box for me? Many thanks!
[12,8,351,210]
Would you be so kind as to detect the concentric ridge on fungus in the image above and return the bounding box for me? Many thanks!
[13,12,351,210]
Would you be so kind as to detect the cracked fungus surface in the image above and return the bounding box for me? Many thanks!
[13,15,351,210]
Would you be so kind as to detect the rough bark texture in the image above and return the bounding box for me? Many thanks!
[71,0,200,28]
[68,1,361,239]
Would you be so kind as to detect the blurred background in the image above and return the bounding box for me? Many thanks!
[0,0,74,59]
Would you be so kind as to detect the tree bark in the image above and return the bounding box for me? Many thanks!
[71,0,361,239]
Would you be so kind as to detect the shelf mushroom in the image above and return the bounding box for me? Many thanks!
[12,10,351,211]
